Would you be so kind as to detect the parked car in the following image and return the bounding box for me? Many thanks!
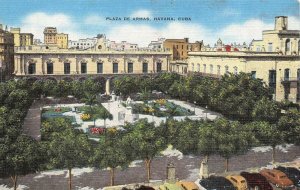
[240,172,273,190]
[196,176,236,190]
[276,166,300,188]
[260,169,294,189]
[226,175,248,190]
[176,181,199,190]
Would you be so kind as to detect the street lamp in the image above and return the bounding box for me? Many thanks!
[205,105,208,119]
[194,101,196,114]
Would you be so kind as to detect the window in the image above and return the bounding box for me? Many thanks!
[157,62,162,72]
[203,64,206,73]
[97,62,103,73]
[251,71,256,79]
[284,68,290,81]
[176,45,178,49]
[298,40,300,53]
[47,62,53,74]
[286,39,291,52]
[191,63,194,71]
[256,46,261,52]
[128,62,133,73]
[81,62,87,74]
[28,63,36,74]
[64,62,70,74]
[182,45,183,49]
[217,65,221,75]
[197,64,200,72]
[297,69,300,80]
[113,63,118,73]
[269,70,276,83]
[268,43,273,52]
[143,62,148,73]
[210,64,213,74]
[234,66,238,75]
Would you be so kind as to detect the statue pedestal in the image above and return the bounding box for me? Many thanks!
[199,160,209,179]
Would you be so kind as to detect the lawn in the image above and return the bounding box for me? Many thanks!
[132,99,194,117]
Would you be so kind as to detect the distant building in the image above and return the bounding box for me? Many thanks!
[148,38,165,50]
[108,40,138,51]
[44,27,68,49]
[203,39,248,52]
[56,33,68,49]
[163,38,203,60]
[33,39,42,45]
[250,16,300,55]
[10,27,34,47]
[0,24,14,81]
[68,38,97,50]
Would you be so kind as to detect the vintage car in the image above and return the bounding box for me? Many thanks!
[240,172,273,190]
[260,169,294,189]
[276,166,300,188]
[226,175,248,190]
[196,176,236,190]
[175,181,199,190]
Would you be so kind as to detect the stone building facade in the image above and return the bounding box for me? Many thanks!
[44,27,68,49]
[13,50,171,78]
[10,27,34,47]
[0,25,14,81]
[188,51,300,103]
[250,16,300,55]
[163,38,203,60]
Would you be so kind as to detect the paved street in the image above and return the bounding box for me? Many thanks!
[0,145,299,190]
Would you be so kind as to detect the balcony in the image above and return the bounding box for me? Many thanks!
[281,77,300,83]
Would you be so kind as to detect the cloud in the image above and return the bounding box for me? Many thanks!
[130,9,152,18]
[217,19,273,44]
[107,22,211,47]
[288,16,300,30]
[84,15,106,26]
[20,12,88,41]
[222,8,241,16]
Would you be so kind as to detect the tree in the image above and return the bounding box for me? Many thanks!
[98,106,113,127]
[249,121,283,164]
[92,130,132,186]
[0,135,44,190]
[172,119,199,155]
[252,97,280,123]
[215,119,255,172]
[278,109,300,145]
[47,128,92,190]
[123,119,167,182]
[197,121,219,164]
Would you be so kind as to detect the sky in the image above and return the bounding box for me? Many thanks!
[0,0,299,47]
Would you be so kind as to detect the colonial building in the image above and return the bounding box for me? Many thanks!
[148,38,165,50]
[188,51,300,103]
[0,25,14,81]
[163,38,203,60]
[187,16,300,103]
[108,40,138,51]
[250,16,300,55]
[10,27,34,47]
[13,49,171,80]
[68,38,97,50]
[44,27,68,49]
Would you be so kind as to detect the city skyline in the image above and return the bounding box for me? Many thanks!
[0,0,299,46]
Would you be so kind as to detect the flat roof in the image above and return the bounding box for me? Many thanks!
[188,51,300,58]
